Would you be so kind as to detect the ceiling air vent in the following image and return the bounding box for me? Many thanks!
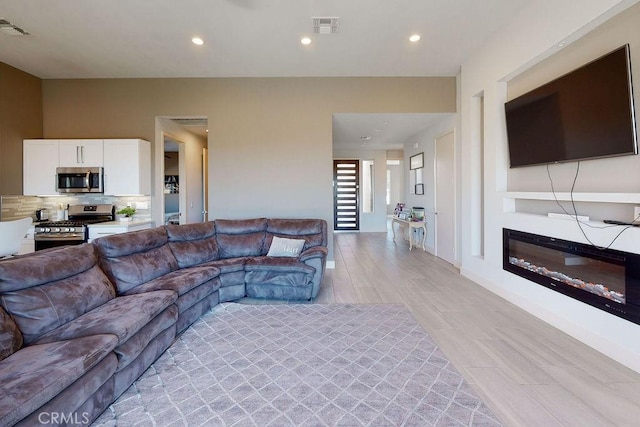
[171,118,208,127]
[312,17,339,34]
[0,19,29,36]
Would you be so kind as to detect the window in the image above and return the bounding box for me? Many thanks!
[362,160,374,213]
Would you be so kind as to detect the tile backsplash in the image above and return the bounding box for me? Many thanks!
[1,195,152,222]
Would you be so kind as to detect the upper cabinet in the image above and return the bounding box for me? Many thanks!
[23,138,151,196]
[103,139,151,195]
[58,139,103,167]
[23,139,59,196]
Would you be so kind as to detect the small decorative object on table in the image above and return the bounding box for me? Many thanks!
[411,207,425,221]
[393,203,405,217]
[116,206,136,222]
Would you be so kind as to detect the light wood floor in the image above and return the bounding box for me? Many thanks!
[315,226,640,426]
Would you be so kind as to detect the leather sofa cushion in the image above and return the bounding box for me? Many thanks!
[215,218,267,234]
[217,232,266,258]
[265,219,327,252]
[32,290,177,347]
[1,264,115,345]
[0,334,118,427]
[199,257,246,274]
[0,306,22,361]
[121,266,221,298]
[93,226,168,258]
[15,353,118,427]
[244,256,315,287]
[166,222,219,267]
[198,258,246,288]
[215,218,267,259]
[0,244,97,292]
[112,305,177,371]
[98,246,179,294]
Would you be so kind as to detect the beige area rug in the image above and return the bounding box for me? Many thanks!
[92,303,502,426]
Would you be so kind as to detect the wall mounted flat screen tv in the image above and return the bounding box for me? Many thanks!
[505,44,638,168]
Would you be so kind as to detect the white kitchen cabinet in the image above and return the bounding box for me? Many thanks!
[23,139,59,196]
[103,139,151,195]
[59,139,104,166]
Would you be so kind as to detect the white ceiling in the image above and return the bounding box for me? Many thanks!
[0,0,529,151]
[0,0,529,79]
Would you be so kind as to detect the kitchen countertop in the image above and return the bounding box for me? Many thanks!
[88,220,154,228]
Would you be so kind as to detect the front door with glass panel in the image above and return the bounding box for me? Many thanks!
[333,160,359,231]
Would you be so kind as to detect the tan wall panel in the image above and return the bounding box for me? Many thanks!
[0,63,42,195]
[42,76,455,256]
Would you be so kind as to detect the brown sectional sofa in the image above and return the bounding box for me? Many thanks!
[0,218,327,426]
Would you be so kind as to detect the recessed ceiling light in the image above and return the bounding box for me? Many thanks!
[192,37,204,46]
[301,37,312,45]
[409,34,421,43]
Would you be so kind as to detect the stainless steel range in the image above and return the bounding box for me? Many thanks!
[34,204,114,251]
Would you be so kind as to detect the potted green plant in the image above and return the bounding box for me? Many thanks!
[116,206,136,222]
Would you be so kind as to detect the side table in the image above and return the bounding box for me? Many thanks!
[391,216,427,251]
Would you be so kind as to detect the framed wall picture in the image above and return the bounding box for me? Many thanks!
[415,183,424,195]
[410,152,424,170]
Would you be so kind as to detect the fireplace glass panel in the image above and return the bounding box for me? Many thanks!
[509,240,625,304]
[503,228,640,326]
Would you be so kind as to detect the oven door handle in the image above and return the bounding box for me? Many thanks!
[35,234,85,241]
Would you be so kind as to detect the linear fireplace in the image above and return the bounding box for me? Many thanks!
[503,228,640,326]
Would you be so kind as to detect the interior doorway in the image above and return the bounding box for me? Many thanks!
[163,136,184,225]
[155,117,208,227]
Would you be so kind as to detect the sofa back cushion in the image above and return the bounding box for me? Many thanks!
[94,226,179,294]
[0,306,22,361]
[215,218,267,259]
[166,222,219,268]
[0,244,116,344]
[265,219,327,252]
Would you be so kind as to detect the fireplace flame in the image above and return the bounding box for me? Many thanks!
[509,257,625,304]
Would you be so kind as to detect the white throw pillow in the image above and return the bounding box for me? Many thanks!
[267,236,305,257]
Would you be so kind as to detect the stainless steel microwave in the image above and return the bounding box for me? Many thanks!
[56,167,104,193]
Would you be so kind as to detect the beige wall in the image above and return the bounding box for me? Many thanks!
[0,63,42,195]
[42,77,455,259]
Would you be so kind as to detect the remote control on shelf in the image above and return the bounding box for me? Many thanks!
[603,220,640,227]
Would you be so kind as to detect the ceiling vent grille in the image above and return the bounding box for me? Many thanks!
[171,118,208,127]
[312,17,339,34]
[0,18,29,36]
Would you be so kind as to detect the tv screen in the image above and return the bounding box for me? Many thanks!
[505,44,638,168]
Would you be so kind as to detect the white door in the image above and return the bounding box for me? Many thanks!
[202,147,209,222]
[435,131,455,264]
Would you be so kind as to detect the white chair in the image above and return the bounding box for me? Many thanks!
[0,217,33,258]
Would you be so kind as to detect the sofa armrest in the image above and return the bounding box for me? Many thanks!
[298,246,327,262]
